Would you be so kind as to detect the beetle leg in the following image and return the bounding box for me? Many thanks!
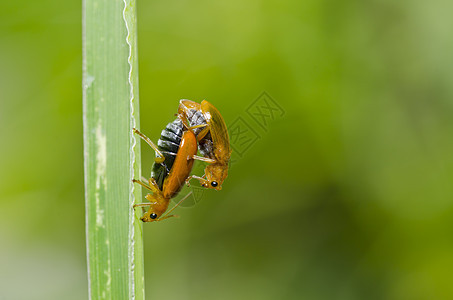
[161,151,177,156]
[133,128,165,163]
[147,178,161,194]
[178,114,209,138]
[132,179,154,191]
[188,124,207,130]
[191,155,217,164]
[177,113,192,130]
[132,178,161,195]
[195,126,210,141]
[185,175,208,187]
[133,202,152,207]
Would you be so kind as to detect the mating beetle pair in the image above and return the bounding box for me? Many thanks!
[133,100,231,222]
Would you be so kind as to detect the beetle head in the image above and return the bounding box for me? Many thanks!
[202,163,228,191]
[140,194,169,222]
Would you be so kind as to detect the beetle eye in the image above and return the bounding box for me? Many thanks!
[211,181,218,187]
[150,213,157,219]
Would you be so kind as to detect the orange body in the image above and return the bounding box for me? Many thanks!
[178,100,231,190]
[162,130,197,198]
[135,128,198,222]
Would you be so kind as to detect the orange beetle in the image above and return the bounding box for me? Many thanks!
[177,100,231,190]
[132,118,197,222]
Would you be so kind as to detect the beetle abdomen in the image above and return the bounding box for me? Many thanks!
[151,119,184,190]
[183,108,215,158]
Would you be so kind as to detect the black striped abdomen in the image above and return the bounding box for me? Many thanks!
[151,119,184,190]
[184,108,214,158]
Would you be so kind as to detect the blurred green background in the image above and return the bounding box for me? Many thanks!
[2,0,453,299]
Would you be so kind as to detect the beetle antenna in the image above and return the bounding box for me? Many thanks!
[161,191,193,218]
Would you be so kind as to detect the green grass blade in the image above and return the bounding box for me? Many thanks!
[83,0,144,299]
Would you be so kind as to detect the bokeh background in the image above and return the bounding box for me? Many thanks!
[1,0,453,299]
